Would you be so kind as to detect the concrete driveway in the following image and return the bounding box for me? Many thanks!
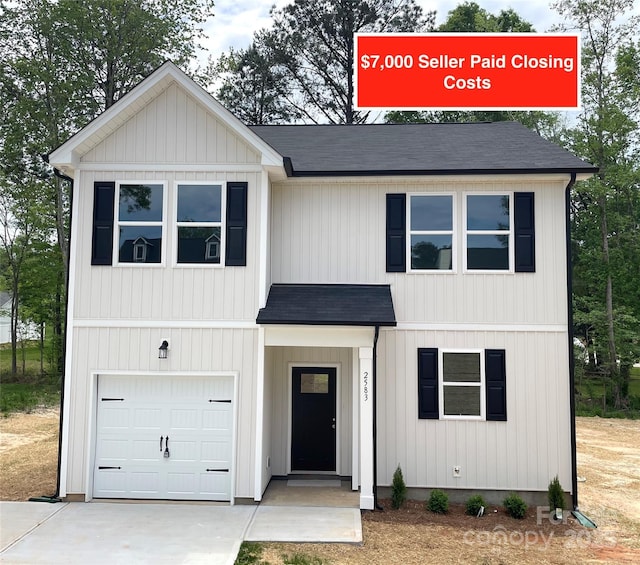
[1,502,255,565]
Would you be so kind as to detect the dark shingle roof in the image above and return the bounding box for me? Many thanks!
[256,284,396,326]
[249,122,596,176]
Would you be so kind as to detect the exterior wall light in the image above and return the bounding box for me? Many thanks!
[158,340,169,359]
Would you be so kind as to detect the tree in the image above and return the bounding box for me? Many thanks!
[554,0,640,407]
[212,0,433,124]
[0,0,215,378]
[384,2,563,139]
[209,36,300,124]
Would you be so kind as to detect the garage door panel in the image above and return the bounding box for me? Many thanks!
[133,408,162,429]
[202,407,232,431]
[95,375,234,502]
[129,471,161,495]
[201,440,231,462]
[169,408,200,429]
[200,472,231,500]
[99,407,129,429]
[131,439,162,461]
[168,440,198,462]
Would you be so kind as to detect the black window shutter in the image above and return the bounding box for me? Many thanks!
[418,348,439,419]
[386,193,406,272]
[225,182,248,266]
[485,349,507,421]
[91,181,115,265]
[514,192,535,272]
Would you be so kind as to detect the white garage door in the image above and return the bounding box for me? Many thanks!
[94,375,234,501]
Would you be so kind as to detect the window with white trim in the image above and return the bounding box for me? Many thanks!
[116,182,164,264]
[440,351,485,419]
[465,194,512,271]
[408,194,454,271]
[176,183,223,264]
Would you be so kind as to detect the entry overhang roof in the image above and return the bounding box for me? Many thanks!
[256,284,397,327]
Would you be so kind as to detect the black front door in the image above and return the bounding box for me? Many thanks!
[291,367,337,472]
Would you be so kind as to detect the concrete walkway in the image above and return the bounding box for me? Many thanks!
[0,499,362,564]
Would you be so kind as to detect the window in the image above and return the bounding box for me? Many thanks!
[387,192,535,274]
[465,194,511,271]
[409,195,454,271]
[116,183,164,264]
[441,351,483,418]
[176,183,223,264]
[418,348,506,421]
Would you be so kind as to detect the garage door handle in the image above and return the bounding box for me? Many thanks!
[209,399,232,403]
[206,468,229,472]
[160,436,164,451]
[98,466,122,470]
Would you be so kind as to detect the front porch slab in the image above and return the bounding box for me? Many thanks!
[244,506,362,543]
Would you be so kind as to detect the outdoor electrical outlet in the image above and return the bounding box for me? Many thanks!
[453,466,461,477]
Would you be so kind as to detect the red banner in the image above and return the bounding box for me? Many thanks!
[354,33,580,110]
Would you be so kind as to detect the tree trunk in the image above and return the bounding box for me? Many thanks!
[10,279,18,376]
[598,195,619,407]
[40,321,44,377]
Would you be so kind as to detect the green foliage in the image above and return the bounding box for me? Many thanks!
[213,0,433,124]
[555,0,640,411]
[465,494,486,516]
[503,493,527,519]
[234,542,267,565]
[391,465,407,509]
[548,476,565,510]
[0,383,60,416]
[426,489,449,514]
[439,1,535,32]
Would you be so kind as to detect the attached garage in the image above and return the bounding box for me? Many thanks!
[94,374,235,501]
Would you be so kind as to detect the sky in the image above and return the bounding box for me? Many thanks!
[197,0,567,64]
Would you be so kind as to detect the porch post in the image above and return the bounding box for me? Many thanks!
[359,346,374,510]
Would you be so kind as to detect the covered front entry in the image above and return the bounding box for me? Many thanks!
[291,366,337,472]
[94,374,234,501]
[255,283,397,510]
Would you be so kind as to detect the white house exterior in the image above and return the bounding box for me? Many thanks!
[48,62,596,509]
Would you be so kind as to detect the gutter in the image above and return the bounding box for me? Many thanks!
[564,172,579,510]
[30,159,73,503]
[372,325,383,510]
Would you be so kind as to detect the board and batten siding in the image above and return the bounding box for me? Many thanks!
[264,346,353,478]
[80,82,260,165]
[376,328,572,493]
[270,177,569,326]
[64,326,258,499]
[71,170,261,322]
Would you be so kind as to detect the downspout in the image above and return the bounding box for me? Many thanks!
[31,159,73,502]
[372,325,383,510]
[565,172,578,510]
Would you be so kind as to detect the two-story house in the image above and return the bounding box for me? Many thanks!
[48,62,596,510]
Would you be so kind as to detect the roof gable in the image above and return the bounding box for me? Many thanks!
[48,61,283,175]
[80,81,261,166]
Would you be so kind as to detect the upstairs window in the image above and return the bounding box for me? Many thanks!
[176,183,223,264]
[409,194,454,271]
[465,194,512,271]
[117,183,164,264]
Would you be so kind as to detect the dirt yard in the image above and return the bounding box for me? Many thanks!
[1,413,638,564]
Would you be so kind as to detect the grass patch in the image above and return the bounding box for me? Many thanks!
[234,542,330,565]
[575,368,640,419]
[0,383,60,416]
[0,341,60,382]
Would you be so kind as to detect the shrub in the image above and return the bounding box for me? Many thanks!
[391,465,407,509]
[548,475,565,511]
[427,489,449,514]
[503,493,527,519]
[466,494,486,516]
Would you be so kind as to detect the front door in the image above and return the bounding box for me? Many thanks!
[291,367,337,472]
